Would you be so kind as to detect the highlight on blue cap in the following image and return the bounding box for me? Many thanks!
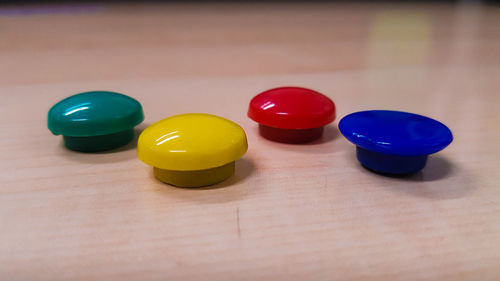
[339,110,453,174]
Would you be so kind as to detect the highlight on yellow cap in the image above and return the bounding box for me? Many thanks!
[137,113,248,187]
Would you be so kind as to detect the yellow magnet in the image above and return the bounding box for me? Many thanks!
[137,113,248,187]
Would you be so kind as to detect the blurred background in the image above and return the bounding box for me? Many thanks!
[1,0,499,87]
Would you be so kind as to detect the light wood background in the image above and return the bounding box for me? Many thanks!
[1,2,499,281]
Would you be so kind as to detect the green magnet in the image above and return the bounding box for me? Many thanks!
[48,91,144,152]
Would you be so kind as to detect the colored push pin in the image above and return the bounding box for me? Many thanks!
[137,113,248,187]
[339,110,453,174]
[48,91,144,152]
[248,87,336,143]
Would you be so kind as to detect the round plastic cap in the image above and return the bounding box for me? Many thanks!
[137,113,248,171]
[248,86,336,130]
[339,110,453,174]
[48,91,144,137]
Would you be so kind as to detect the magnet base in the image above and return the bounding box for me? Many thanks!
[259,125,323,143]
[154,162,235,187]
[356,146,427,174]
[63,129,134,152]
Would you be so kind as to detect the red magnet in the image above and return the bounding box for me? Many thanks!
[248,86,336,143]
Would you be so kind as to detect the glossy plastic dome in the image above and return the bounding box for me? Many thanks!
[48,91,143,137]
[248,87,336,129]
[339,110,453,174]
[137,113,248,171]
[339,110,453,156]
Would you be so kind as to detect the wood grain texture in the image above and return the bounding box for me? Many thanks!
[1,2,499,281]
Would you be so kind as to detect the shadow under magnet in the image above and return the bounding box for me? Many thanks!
[63,129,134,152]
[154,162,235,188]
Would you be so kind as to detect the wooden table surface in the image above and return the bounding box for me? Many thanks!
[1,2,499,280]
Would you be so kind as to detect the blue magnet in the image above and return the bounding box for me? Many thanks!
[339,110,453,174]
